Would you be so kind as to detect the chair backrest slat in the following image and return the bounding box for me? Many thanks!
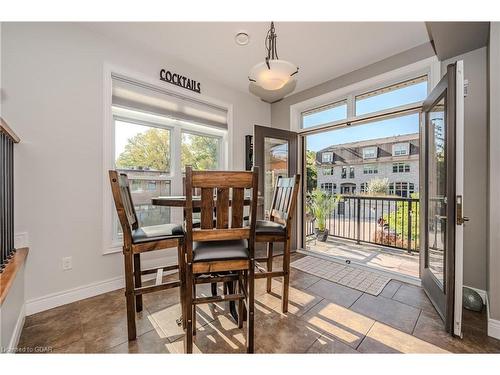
[185,167,259,263]
[200,188,214,229]
[231,188,245,228]
[216,187,230,229]
[269,175,301,229]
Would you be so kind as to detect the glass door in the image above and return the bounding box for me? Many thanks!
[421,61,465,336]
[253,125,298,218]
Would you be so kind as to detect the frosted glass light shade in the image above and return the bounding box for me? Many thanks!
[249,78,297,103]
[249,59,297,91]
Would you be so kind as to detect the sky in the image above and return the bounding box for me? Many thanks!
[306,113,420,151]
[303,80,427,151]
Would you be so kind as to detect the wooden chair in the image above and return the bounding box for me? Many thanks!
[183,166,259,353]
[109,170,185,341]
[255,175,301,313]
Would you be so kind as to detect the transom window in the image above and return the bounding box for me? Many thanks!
[363,164,378,174]
[393,162,410,173]
[355,75,428,116]
[393,143,410,156]
[362,146,378,159]
[302,100,347,129]
[322,152,333,163]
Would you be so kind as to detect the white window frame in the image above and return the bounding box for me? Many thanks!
[322,166,333,175]
[102,63,232,254]
[321,152,333,163]
[392,142,410,157]
[290,56,440,133]
[363,164,378,174]
[362,146,378,159]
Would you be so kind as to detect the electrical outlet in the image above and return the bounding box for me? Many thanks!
[62,256,72,271]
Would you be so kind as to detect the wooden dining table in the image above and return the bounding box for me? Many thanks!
[151,195,253,207]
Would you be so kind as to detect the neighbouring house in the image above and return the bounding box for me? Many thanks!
[316,133,419,197]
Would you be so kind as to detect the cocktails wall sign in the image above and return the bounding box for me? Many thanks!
[160,69,201,94]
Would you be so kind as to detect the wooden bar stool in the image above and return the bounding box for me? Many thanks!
[183,166,259,353]
[109,170,185,341]
[255,175,301,313]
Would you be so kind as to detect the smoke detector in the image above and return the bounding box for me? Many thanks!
[235,32,250,46]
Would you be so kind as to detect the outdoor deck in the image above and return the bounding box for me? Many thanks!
[305,237,420,280]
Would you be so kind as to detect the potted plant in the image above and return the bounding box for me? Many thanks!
[308,188,338,242]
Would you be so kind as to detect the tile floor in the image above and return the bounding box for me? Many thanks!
[16,253,500,354]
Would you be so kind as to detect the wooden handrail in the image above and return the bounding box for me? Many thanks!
[0,248,29,305]
[0,117,20,143]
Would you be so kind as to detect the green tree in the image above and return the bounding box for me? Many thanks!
[367,177,389,196]
[306,150,318,192]
[116,128,170,171]
[181,133,219,170]
[383,192,420,250]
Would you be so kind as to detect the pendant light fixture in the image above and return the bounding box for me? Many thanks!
[248,22,299,103]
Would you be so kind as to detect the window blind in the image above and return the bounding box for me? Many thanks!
[111,74,228,130]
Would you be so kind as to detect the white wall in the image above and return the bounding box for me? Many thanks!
[1,23,270,313]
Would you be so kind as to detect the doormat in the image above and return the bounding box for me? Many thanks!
[291,255,391,296]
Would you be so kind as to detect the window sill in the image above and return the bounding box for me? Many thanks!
[0,247,29,305]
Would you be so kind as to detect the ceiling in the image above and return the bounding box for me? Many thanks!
[85,22,430,96]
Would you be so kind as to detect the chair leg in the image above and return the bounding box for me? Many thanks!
[124,249,137,341]
[247,261,255,353]
[281,239,291,314]
[185,263,194,354]
[133,253,143,313]
[237,272,244,329]
[177,241,186,329]
[266,242,274,293]
[192,282,197,337]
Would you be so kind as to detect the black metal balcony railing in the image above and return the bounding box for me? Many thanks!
[306,195,420,253]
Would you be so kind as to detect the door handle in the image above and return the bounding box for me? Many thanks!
[456,195,469,225]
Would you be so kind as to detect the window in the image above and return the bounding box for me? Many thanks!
[320,183,336,194]
[114,119,173,233]
[363,147,377,159]
[389,182,415,197]
[349,166,355,179]
[341,166,347,179]
[147,181,157,191]
[302,100,347,129]
[322,167,333,175]
[181,131,221,171]
[322,152,333,163]
[111,112,226,247]
[355,75,428,116]
[363,164,378,174]
[360,182,368,193]
[393,162,410,173]
[393,143,410,156]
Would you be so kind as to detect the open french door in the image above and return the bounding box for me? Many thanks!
[420,61,465,337]
[253,125,299,216]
